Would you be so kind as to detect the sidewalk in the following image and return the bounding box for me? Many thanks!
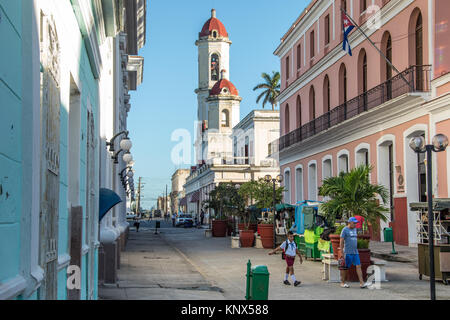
[370,241,418,265]
[100,220,450,300]
[99,220,226,300]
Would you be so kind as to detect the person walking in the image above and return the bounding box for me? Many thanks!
[339,217,369,288]
[268,231,303,286]
[172,212,176,227]
[200,209,205,226]
[134,217,140,232]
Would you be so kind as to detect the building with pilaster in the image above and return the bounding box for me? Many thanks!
[273,0,449,246]
[0,0,146,300]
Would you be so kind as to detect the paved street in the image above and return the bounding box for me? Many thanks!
[99,219,450,300]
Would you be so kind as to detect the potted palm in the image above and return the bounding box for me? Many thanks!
[319,165,389,262]
[203,183,239,237]
[249,179,284,248]
[236,181,258,247]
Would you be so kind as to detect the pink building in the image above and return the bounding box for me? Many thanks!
[273,0,450,246]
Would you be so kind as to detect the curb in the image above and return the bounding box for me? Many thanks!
[370,251,416,263]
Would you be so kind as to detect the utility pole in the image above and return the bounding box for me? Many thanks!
[165,184,168,215]
[136,177,142,217]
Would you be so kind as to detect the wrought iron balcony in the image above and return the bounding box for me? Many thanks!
[275,65,431,153]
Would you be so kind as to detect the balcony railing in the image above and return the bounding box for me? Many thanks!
[276,65,431,153]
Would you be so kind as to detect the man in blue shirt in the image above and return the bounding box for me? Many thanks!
[339,217,368,288]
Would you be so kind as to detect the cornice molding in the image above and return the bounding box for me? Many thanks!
[71,0,103,79]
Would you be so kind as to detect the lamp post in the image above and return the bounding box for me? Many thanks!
[106,130,129,152]
[409,133,448,301]
[264,174,284,248]
[119,167,134,189]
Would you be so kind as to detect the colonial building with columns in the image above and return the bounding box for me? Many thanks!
[272,0,450,246]
[184,10,281,223]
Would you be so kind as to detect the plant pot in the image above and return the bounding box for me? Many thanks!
[258,224,274,249]
[239,230,255,247]
[346,249,371,282]
[261,237,274,249]
[258,224,274,238]
[358,234,371,241]
[329,234,341,260]
[212,220,227,237]
[238,223,257,232]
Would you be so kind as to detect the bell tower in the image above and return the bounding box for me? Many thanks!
[195,9,233,164]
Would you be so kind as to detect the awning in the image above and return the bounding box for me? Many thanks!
[190,190,200,203]
[275,203,297,212]
[179,197,187,206]
[99,188,122,222]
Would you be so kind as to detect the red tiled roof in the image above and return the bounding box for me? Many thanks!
[200,17,228,38]
[209,79,239,96]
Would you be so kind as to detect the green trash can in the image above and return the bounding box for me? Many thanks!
[383,227,397,254]
[383,227,393,242]
[246,261,270,300]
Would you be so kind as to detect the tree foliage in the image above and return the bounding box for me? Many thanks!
[202,183,243,220]
[253,71,281,110]
[318,165,389,230]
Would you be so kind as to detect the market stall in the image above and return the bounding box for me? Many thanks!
[410,199,450,285]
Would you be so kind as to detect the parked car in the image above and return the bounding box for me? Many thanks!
[126,213,137,220]
[176,214,194,227]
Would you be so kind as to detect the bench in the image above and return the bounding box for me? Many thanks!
[322,254,340,283]
[322,254,388,283]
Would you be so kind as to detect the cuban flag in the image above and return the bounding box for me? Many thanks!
[342,12,355,56]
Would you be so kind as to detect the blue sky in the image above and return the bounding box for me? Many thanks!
[128,0,310,208]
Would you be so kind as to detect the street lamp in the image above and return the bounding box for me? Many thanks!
[409,133,448,300]
[111,136,133,164]
[106,130,129,152]
[119,167,134,189]
[122,151,133,164]
[264,174,284,248]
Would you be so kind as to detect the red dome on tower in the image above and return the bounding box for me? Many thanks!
[210,70,239,96]
[200,9,228,38]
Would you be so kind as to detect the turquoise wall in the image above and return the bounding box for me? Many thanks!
[0,0,100,300]
[0,0,23,286]
[55,6,100,299]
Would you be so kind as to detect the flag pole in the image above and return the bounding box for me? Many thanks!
[341,8,414,91]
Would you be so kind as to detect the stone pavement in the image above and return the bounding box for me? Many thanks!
[370,240,418,264]
[99,219,450,300]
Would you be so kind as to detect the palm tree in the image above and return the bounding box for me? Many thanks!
[318,165,389,231]
[253,71,281,110]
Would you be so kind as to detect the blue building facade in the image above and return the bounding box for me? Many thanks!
[0,0,146,300]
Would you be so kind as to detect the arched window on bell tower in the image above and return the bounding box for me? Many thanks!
[221,109,229,127]
[211,53,220,81]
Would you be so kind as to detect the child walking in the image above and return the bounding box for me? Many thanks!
[269,231,303,286]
